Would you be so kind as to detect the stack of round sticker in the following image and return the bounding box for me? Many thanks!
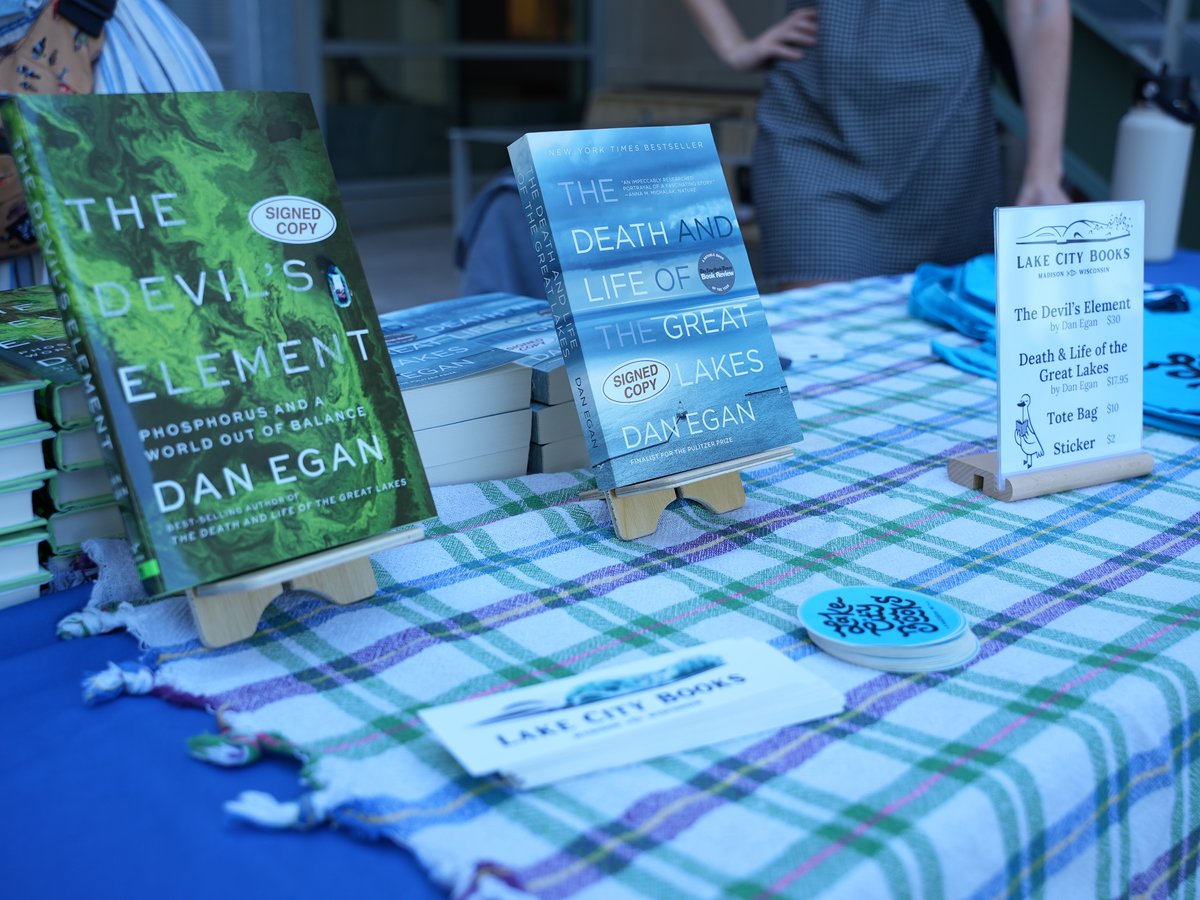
[798,586,979,673]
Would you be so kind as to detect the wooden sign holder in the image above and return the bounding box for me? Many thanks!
[587,447,794,540]
[186,526,424,648]
[948,450,1155,502]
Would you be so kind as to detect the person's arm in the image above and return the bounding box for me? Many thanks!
[681,0,817,72]
[1006,0,1072,205]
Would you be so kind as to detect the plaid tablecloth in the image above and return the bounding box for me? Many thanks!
[99,275,1200,899]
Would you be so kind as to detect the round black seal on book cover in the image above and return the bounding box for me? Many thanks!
[697,250,735,294]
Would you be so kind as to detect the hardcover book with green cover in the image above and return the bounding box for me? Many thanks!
[0,285,89,427]
[2,91,435,596]
[0,355,45,436]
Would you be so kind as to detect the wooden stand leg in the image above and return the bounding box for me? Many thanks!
[948,450,1155,502]
[185,527,424,647]
[605,471,751,539]
[290,557,378,606]
[188,583,282,649]
[675,471,745,513]
[593,447,793,540]
[606,486,676,540]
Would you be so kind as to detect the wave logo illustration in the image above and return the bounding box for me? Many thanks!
[249,195,337,244]
[472,654,725,725]
[1016,214,1132,245]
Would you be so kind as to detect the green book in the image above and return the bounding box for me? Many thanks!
[46,497,125,557]
[39,461,112,512]
[0,285,90,427]
[0,472,49,536]
[0,424,53,485]
[49,421,103,471]
[2,91,436,596]
[0,526,51,610]
[0,355,46,437]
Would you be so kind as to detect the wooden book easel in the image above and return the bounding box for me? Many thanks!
[187,526,424,647]
[948,450,1154,502]
[588,447,794,540]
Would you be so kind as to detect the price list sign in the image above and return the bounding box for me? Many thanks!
[994,201,1144,484]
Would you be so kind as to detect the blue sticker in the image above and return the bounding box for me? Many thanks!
[799,586,967,652]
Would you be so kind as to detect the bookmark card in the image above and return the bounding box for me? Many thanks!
[994,201,1145,485]
[419,637,843,787]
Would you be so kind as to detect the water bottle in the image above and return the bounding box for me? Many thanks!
[1110,68,1198,262]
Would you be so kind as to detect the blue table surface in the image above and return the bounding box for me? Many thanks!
[0,588,444,898]
[3,249,1195,900]
[1146,247,1200,285]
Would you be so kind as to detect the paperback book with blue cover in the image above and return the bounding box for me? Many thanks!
[381,291,567,403]
[509,125,803,491]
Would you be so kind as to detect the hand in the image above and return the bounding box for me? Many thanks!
[1014,177,1071,207]
[726,7,818,72]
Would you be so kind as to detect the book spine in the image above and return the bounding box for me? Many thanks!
[1,106,164,595]
[508,136,612,476]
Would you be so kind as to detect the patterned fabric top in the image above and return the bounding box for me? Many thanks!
[103,276,1200,899]
[752,1,1000,283]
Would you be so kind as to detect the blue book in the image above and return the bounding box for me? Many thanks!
[509,124,803,491]
[382,292,569,404]
[378,305,532,432]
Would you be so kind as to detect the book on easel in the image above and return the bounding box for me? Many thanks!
[508,124,802,530]
[2,91,436,610]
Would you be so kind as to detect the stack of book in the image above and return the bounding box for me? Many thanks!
[446,294,585,474]
[379,292,589,483]
[380,310,533,486]
[436,292,585,474]
[0,286,586,530]
[0,286,123,598]
[0,354,55,607]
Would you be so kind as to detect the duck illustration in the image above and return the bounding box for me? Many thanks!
[1014,393,1044,468]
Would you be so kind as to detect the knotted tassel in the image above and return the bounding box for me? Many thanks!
[188,733,264,767]
[81,660,155,705]
[57,606,126,639]
[189,730,297,767]
[225,790,327,831]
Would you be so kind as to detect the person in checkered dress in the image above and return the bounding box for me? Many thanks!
[683,0,1071,289]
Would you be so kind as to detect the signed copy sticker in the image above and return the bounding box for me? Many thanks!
[993,200,1144,483]
[249,195,337,244]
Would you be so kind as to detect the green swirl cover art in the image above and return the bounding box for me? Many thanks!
[2,91,435,594]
